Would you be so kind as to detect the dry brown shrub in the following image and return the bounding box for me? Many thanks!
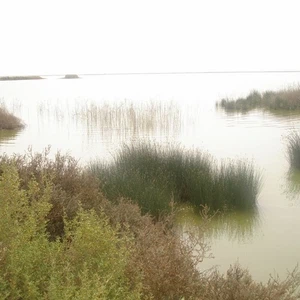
[102,199,212,299]
[0,147,105,239]
[0,106,24,130]
[200,263,300,300]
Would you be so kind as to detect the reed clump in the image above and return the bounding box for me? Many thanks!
[0,106,24,130]
[90,143,262,216]
[217,86,300,112]
[0,151,299,299]
[73,100,181,138]
[286,131,300,170]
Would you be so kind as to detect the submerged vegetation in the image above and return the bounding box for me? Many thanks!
[90,143,262,216]
[0,149,299,299]
[0,106,24,130]
[217,86,300,113]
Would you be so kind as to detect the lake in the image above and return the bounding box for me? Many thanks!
[1,73,300,282]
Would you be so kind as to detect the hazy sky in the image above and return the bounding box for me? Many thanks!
[1,0,300,75]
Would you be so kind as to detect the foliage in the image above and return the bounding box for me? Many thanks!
[0,154,299,299]
[0,147,105,239]
[90,143,261,216]
[0,165,141,299]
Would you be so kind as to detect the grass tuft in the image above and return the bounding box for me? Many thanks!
[90,143,262,216]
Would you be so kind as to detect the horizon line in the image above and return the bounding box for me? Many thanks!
[2,70,300,77]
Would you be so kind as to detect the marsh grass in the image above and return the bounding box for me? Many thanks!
[218,86,300,113]
[90,144,262,216]
[286,131,300,170]
[73,100,181,137]
[0,106,24,130]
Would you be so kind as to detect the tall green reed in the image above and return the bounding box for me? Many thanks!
[90,143,262,216]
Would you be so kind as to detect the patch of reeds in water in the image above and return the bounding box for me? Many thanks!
[286,131,300,170]
[217,85,300,113]
[90,143,262,216]
[73,100,181,137]
[0,106,24,130]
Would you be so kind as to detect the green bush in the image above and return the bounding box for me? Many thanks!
[0,165,141,299]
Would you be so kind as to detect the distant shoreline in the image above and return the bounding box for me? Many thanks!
[0,76,44,81]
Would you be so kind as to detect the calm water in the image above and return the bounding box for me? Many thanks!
[1,73,300,282]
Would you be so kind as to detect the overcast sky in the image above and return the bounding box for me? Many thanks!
[1,0,300,76]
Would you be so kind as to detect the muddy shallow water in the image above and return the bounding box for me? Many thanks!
[1,73,300,282]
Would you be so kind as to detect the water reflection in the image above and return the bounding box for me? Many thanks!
[176,206,260,243]
[0,129,22,145]
[284,168,300,204]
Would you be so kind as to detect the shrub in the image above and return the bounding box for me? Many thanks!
[201,263,300,300]
[0,165,141,299]
[0,147,105,239]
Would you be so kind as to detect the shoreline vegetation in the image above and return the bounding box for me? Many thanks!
[0,106,24,130]
[0,75,44,81]
[90,143,262,216]
[217,86,300,112]
[0,148,299,299]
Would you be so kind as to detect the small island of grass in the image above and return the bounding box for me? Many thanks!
[90,143,262,216]
[0,75,44,81]
[62,74,80,79]
[217,86,300,113]
[0,107,24,130]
